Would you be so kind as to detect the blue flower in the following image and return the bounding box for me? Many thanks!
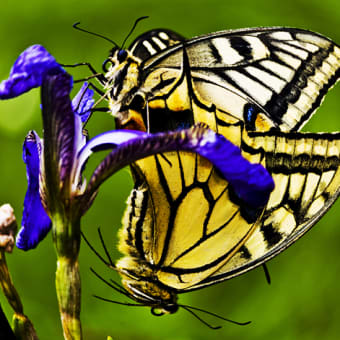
[18,131,51,249]
[0,45,64,99]
[0,45,274,250]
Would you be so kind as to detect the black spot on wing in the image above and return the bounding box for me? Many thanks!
[229,36,253,60]
[142,107,194,133]
[260,222,283,247]
[243,103,262,131]
[239,245,252,259]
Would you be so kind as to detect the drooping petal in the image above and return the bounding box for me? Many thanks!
[16,131,52,250]
[192,129,275,207]
[0,45,64,99]
[77,130,146,171]
[72,82,94,123]
[72,129,147,192]
[81,124,274,212]
[41,71,81,205]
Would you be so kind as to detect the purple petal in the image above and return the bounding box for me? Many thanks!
[77,129,146,172]
[72,82,94,123]
[73,130,146,190]
[0,45,64,99]
[16,131,52,250]
[189,130,275,207]
[82,124,274,212]
[41,72,82,201]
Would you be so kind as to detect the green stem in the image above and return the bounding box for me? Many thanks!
[52,214,82,340]
[0,251,23,313]
[0,251,38,340]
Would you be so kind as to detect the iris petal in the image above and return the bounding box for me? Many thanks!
[0,45,64,99]
[190,129,274,207]
[81,124,274,212]
[73,130,146,189]
[16,131,52,250]
[72,82,94,122]
[41,72,79,196]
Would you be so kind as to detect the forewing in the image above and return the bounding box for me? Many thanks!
[128,29,185,61]
[142,27,340,132]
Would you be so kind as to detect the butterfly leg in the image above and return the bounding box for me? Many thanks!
[60,62,107,85]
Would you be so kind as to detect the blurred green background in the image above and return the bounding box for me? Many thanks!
[0,0,340,339]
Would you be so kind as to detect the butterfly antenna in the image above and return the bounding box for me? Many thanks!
[180,306,221,329]
[179,303,251,328]
[93,294,144,307]
[90,267,131,298]
[73,22,119,48]
[97,227,115,266]
[81,229,113,268]
[121,16,149,49]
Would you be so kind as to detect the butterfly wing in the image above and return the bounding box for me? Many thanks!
[186,130,340,290]
[118,27,340,292]
[128,29,185,60]
[121,130,340,291]
[121,150,266,291]
[141,27,339,132]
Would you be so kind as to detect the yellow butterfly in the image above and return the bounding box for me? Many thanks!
[85,24,340,322]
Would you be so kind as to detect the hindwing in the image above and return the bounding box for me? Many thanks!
[121,150,265,290]
[119,127,340,291]
[189,130,340,289]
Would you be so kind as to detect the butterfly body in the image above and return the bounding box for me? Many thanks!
[101,26,340,311]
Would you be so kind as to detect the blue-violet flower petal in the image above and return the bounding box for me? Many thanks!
[16,131,52,250]
[191,130,274,207]
[82,125,274,209]
[72,82,94,122]
[0,45,64,99]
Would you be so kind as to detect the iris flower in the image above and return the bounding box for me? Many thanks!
[0,45,274,338]
[0,45,274,251]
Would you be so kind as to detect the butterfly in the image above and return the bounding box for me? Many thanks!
[86,24,340,321]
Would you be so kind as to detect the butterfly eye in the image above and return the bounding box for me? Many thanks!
[102,59,115,73]
[117,49,128,63]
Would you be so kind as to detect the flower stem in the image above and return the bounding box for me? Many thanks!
[53,215,82,340]
[0,251,23,313]
[0,251,38,340]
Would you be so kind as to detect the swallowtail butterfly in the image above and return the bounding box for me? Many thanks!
[92,26,340,319]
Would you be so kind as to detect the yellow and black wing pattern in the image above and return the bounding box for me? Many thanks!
[139,27,339,134]
[120,130,340,291]
[193,130,340,289]
[116,27,340,292]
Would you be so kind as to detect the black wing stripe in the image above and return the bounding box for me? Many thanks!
[134,189,149,259]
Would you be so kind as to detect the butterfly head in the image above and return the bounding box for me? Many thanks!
[116,257,179,314]
[103,47,143,117]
